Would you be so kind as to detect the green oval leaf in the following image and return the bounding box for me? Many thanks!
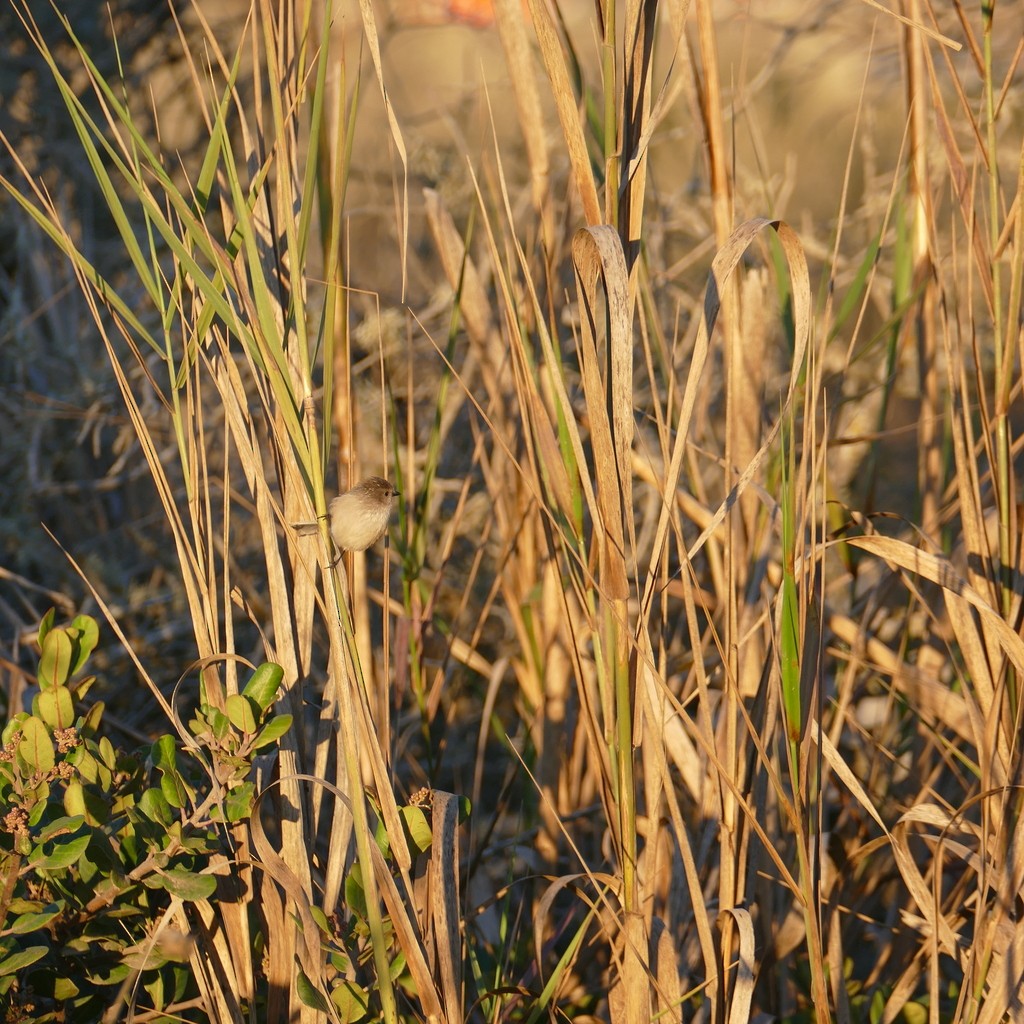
[54,976,80,1000]
[38,816,84,842]
[27,794,51,826]
[62,782,108,827]
[400,805,432,854]
[344,865,366,918]
[332,979,370,1023]
[10,904,64,935]
[902,1003,927,1024]
[33,834,90,870]
[63,780,87,819]
[242,662,284,713]
[79,700,104,737]
[0,945,48,976]
[3,714,29,746]
[151,734,178,771]
[17,717,54,773]
[38,628,73,690]
[143,971,164,1008]
[297,968,330,1013]
[208,708,231,741]
[139,787,174,824]
[160,771,189,810]
[152,867,216,902]
[98,736,116,770]
[225,693,258,735]
[223,782,254,823]
[252,714,292,750]
[37,608,56,649]
[73,675,97,701]
[67,745,98,784]
[35,687,75,731]
[68,615,99,675]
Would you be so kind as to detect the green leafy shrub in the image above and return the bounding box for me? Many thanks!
[0,610,289,1021]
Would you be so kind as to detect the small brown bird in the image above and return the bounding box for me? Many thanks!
[297,477,399,553]
[328,477,399,552]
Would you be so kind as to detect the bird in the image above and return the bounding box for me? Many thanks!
[326,477,400,552]
[295,477,399,555]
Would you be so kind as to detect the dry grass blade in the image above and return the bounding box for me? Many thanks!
[719,908,756,1024]
[889,805,969,959]
[642,217,810,593]
[492,0,551,224]
[430,792,463,1024]
[814,730,889,838]
[525,0,600,225]
[532,872,618,984]
[571,224,634,595]
[356,0,409,294]
[617,0,660,272]
[205,851,255,1005]
[923,43,995,311]
[847,534,1016,785]
[369,842,444,1022]
[250,784,336,1018]
[845,535,1024,676]
[185,898,245,1024]
[617,911,651,1024]
[568,218,651,1024]
[974,901,1024,1024]
[828,611,973,744]
[423,188,496,349]
[320,595,403,1024]
[857,0,962,49]
[649,917,684,1024]
[694,0,731,248]
[525,387,577,523]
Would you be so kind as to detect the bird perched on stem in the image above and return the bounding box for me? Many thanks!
[297,477,399,555]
